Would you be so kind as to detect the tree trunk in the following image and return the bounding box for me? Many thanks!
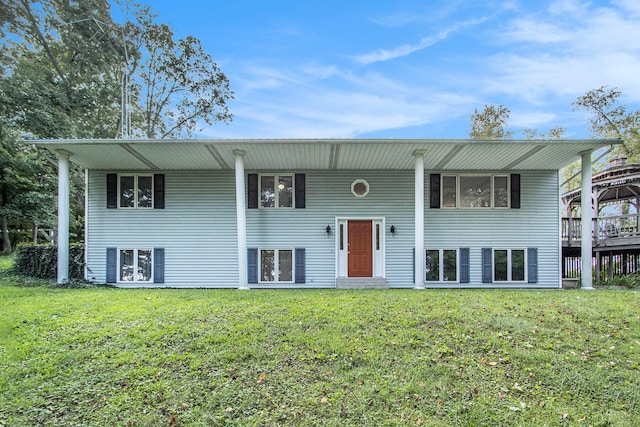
[1,214,11,255]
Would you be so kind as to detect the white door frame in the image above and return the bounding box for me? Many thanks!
[335,217,386,279]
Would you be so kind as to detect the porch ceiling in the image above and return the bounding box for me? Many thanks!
[32,138,619,171]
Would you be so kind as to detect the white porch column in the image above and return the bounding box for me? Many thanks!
[581,151,594,290]
[234,150,249,290]
[56,150,70,284]
[414,150,425,289]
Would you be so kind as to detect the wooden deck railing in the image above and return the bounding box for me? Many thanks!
[562,213,640,245]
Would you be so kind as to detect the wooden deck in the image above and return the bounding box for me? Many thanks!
[562,214,640,249]
[562,214,640,280]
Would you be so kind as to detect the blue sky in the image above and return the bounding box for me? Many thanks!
[143,0,640,139]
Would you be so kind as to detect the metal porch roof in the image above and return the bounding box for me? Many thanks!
[31,138,620,171]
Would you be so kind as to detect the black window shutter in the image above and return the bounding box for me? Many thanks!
[482,248,493,283]
[106,248,117,283]
[247,248,258,283]
[295,174,306,209]
[247,174,258,209]
[154,248,165,284]
[154,174,165,209]
[295,248,306,283]
[430,174,441,208]
[511,174,521,209]
[107,174,117,209]
[459,248,470,283]
[527,247,538,283]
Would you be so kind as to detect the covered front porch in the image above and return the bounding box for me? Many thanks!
[35,138,618,289]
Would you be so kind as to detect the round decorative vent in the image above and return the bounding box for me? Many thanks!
[351,179,369,197]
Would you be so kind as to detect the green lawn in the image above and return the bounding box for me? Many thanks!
[0,277,639,426]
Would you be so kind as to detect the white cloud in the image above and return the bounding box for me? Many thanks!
[354,17,488,65]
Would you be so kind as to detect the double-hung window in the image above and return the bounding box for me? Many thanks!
[260,174,293,208]
[426,249,459,282]
[119,174,153,209]
[440,174,509,208]
[493,249,526,282]
[119,249,153,283]
[260,249,294,282]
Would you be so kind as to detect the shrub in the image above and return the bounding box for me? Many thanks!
[12,243,84,280]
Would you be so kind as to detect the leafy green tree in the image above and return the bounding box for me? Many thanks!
[573,86,640,162]
[1,1,233,252]
[124,5,233,138]
[470,104,513,139]
[1,0,126,138]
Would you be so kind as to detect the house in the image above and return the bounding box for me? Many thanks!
[35,138,617,289]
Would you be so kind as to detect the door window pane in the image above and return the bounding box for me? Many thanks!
[278,175,293,207]
[278,250,293,282]
[137,176,153,208]
[494,249,508,281]
[120,176,135,208]
[442,176,457,207]
[494,176,508,208]
[120,249,134,281]
[443,250,457,281]
[261,250,275,281]
[511,249,525,281]
[261,176,275,208]
[426,250,440,281]
[137,249,152,281]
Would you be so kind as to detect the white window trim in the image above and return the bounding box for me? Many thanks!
[117,174,154,209]
[351,179,370,198]
[117,248,154,283]
[426,248,459,283]
[441,174,510,209]
[258,173,295,209]
[493,248,527,283]
[258,248,295,283]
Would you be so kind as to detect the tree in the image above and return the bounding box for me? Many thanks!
[124,5,234,138]
[573,86,640,162]
[1,1,233,251]
[1,0,127,138]
[469,104,513,139]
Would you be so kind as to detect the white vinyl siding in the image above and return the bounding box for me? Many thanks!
[86,169,559,288]
[86,170,239,288]
[425,170,559,288]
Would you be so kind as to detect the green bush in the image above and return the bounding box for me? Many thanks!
[12,243,84,279]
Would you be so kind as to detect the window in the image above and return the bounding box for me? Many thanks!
[351,179,370,197]
[119,174,153,209]
[260,249,294,282]
[426,249,458,282]
[493,249,526,282]
[442,176,457,207]
[260,174,293,208]
[441,175,509,208]
[119,249,153,283]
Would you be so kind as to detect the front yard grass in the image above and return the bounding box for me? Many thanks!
[0,280,639,426]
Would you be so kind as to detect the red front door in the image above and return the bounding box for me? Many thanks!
[348,220,373,277]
